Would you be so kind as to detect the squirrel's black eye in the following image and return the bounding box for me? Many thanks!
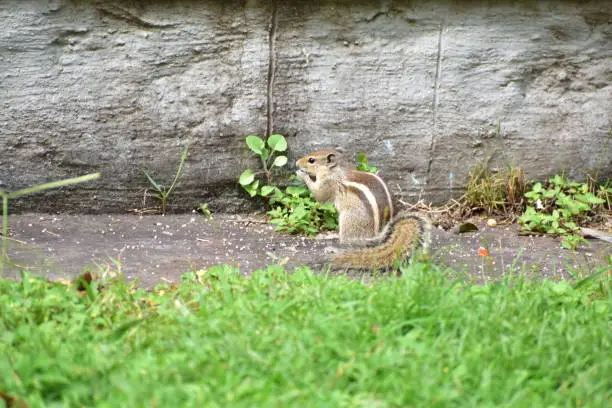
[308,157,316,164]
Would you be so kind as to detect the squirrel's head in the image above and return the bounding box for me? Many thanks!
[296,150,342,181]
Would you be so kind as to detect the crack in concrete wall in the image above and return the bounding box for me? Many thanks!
[425,20,445,191]
[266,0,278,138]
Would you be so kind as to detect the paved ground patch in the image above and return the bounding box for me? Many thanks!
[4,213,609,287]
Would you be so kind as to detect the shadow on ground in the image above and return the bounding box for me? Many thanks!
[4,213,610,287]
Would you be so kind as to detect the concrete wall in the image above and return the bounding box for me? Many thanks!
[1,0,610,212]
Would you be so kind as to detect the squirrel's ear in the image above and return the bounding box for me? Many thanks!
[326,152,336,164]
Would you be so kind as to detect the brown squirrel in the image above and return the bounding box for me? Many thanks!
[296,150,431,270]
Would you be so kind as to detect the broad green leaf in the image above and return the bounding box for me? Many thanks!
[550,174,566,186]
[575,193,604,205]
[272,155,288,167]
[268,217,287,225]
[286,186,308,197]
[244,180,259,197]
[519,206,537,222]
[356,152,377,173]
[267,134,287,152]
[560,197,589,214]
[524,189,540,201]
[561,235,582,250]
[543,188,559,199]
[260,185,280,196]
[291,204,308,219]
[524,206,537,215]
[246,136,265,155]
[320,202,337,212]
[239,169,255,186]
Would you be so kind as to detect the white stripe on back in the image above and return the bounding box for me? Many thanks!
[343,180,381,233]
[370,172,394,220]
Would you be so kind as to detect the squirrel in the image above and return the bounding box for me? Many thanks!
[295,149,431,270]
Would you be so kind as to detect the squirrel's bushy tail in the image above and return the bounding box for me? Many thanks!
[332,212,432,270]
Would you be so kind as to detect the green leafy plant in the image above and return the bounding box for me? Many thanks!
[594,178,612,211]
[0,173,101,275]
[239,135,337,235]
[561,233,588,251]
[239,134,288,197]
[143,143,189,215]
[356,152,378,173]
[266,184,338,235]
[519,175,609,250]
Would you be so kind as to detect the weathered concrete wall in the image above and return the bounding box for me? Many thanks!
[1,0,610,213]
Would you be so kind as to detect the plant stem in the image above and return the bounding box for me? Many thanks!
[161,193,167,215]
[260,156,269,180]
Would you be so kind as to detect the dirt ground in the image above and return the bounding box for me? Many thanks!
[3,213,610,287]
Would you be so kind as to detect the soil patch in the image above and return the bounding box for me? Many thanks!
[4,213,610,287]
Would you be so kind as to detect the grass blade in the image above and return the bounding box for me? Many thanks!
[7,173,101,199]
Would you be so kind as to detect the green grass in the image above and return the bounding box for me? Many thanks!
[1,262,611,407]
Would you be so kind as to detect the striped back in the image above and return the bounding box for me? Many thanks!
[344,170,394,234]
